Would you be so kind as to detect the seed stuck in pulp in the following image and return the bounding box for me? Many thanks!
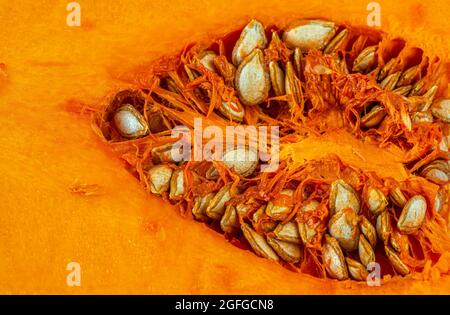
[94,17,450,283]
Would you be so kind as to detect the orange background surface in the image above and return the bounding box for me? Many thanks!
[0,0,449,293]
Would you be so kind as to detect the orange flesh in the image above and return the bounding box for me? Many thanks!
[0,0,450,293]
[280,129,408,181]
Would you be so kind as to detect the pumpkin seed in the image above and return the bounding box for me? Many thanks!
[390,229,410,253]
[360,216,377,248]
[376,210,392,245]
[220,204,240,234]
[269,61,286,96]
[409,77,426,96]
[293,47,303,77]
[393,85,413,96]
[398,64,420,86]
[329,179,360,215]
[113,105,149,139]
[148,164,173,194]
[412,111,434,124]
[328,208,360,251]
[192,193,214,221]
[431,99,450,123]
[241,222,279,260]
[397,195,427,234]
[284,61,303,109]
[323,235,349,280]
[434,188,447,213]
[232,19,268,66]
[236,202,252,217]
[352,45,377,74]
[265,189,294,221]
[401,107,412,132]
[358,234,375,267]
[282,20,336,51]
[385,246,410,275]
[390,187,407,208]
[346,257,369,281]
[419,85,439,112]
[361,105,386,128]
[222,147,258,177]
[420,160,450,184]
[197,50,217,73]
[214,55,236,87]
[169,169,184,199]
[205,165,219,180]
[324,28,348,54]
[273,221,301,244]
[439,136,449,152]
[298,200,320,245]
[152,143,181,164]
[379,71,401,91]
[219,101,245,122]
[377,58,396,81]
[206,183,234,220]
[267,237,302,263]
[366,186,388,215]
[235,49,270,106]
[253,205,278,233]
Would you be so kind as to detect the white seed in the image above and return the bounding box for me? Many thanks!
[285,61,303,109]
[220,204,240,234]
[298,200,320,245]
[267,237,302,263]
[152,143,183,164]
[390,187,407,208]
[222,147,258,177]
[397,195,427,234]
[379,71,401,91]
[273,221,301,244]
[385,246,410,276]
[265,189,294,221]
[390,230,409,253]
[282,20,336,51]
[361,105,386,128]
[434,188,447,213]
[346,257,369,281]
[192,193,214,221]
[330,179,360,215]
[412,111,434,124]
[198,50,217,73]
[328,208,360,251]
[324,28,348,54]
[241,223,279,260]
[148,164,173,194]
[431,99,450,123]
[232,19,268,66]
[269,61,286,96]
[219,101,245,122]
[352,46,377,74]
[323,235,349,280]
[169,169,184,200]
[366,187,388,215]
[253,205,278,233]
[235,49,270,106]
[113,105,149,138]
[376,211,392,245]
[360,216,377,248]
[206,183,233,220]
[422,167,449,184]
[358,234,375,267]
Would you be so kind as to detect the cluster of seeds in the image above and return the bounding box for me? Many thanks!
[93,19,450,281]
